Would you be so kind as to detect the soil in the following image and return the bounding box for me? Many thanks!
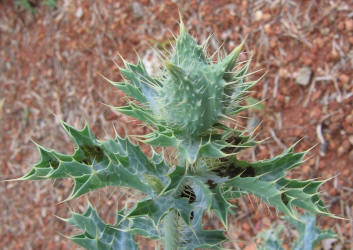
[0,0,352,249]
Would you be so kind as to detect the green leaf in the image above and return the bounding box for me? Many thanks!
[141,130,178,147]
[286,213,336,250]
[127,166,230,245]
[106,78,148,104]
[127,190,193,225]
[63,205,138,250]
[223,147,332,220]
[172,21,208,67]
[187,175,231,230]
[258,226,284,250]
[229,145,304,181]
[277,178,329,215]
[226,175,294,216]
[258,214,336,250]
[210,185,232,227]
[164,165,187,192]
[116,209,160,239]
[220,128,258,154]
[166,166,231,227]
[161,166,228,249]
[141,127,256,164]
[119,59,161,111]
[102,135,170,187]
[114,102,157,126]
[19,122,170,200]
[178,207,227,250]
[245,97,266,111]
[217,41,244,80]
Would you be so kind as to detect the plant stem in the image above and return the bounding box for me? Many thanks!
[163,209,179,250]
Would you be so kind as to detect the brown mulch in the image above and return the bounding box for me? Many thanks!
[1,0,352,249]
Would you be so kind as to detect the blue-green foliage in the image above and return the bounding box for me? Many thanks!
[287,214,336,250]
[62,205,138,250]
[15,20,338,250]
[258,226,284,250]
[18,122,170,198]
[111,21,254,164]
[258,214,336,250]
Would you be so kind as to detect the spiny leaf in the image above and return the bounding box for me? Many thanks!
[140,127,256,164]
[166,166,231,227]
[178,207,227,250]
[245,97,266,111]
[223,147,333,220]
[62,205,138,250]
[128,168,228,231]
[118,59,163,114]
[286,213,336,250]
[220,145,304,181]
[258,214,336,250]
[120,59,161,91]
[114,102,157,126]
[278,178,329,215]
[115,209,160,239]
[226,175,294,217]
[172,20,208,66]
[127,190,193,225]
[19,122,170,200]
[104,77,147,104]
[258,225,284,250]
[210,185,232,227]
[217,40,244,80]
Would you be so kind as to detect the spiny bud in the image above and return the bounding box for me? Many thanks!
[151,21,245,136]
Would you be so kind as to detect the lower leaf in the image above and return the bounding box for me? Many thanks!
[62,205,138,250]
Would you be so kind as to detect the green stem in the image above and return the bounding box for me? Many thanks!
[163,209,179,250]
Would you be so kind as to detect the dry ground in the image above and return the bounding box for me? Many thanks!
[1,0,352,249]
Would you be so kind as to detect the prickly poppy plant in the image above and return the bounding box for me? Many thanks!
[14,20,337,249]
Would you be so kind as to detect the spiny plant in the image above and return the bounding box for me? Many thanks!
[12,19,337,249]
[259,213,336,250]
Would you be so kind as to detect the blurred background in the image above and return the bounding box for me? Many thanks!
[1,0,352,249]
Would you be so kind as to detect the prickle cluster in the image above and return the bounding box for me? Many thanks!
[112,20,256,163]
[156,23,244,135]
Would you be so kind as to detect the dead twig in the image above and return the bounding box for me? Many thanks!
[269,128,287,150]
[302,2,340,33]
